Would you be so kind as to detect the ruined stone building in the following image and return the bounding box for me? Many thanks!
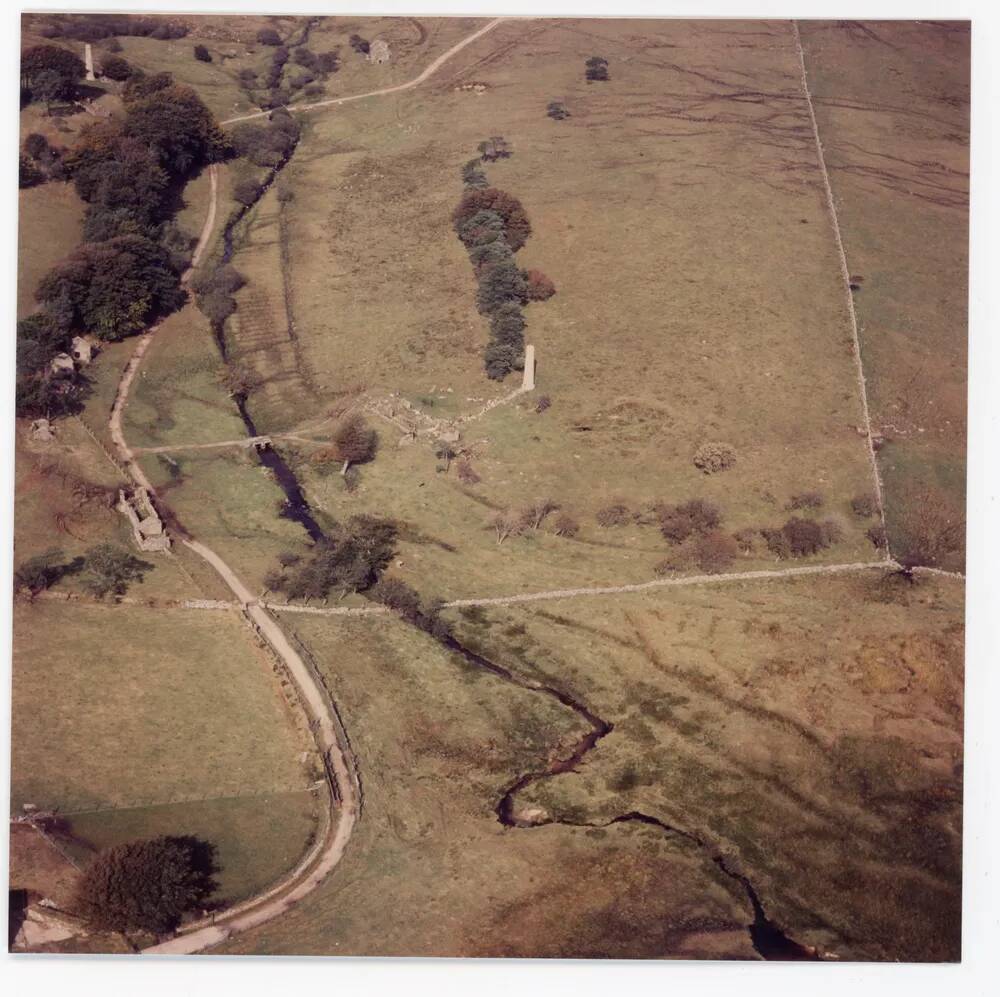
[367,39,391,64]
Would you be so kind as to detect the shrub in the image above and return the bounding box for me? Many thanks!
[483,340,523,380]
[194,44,212,63]
[19,154,44,188]
[476,259,527,314]
[553,513,579,537]
[370,576,422,619]
[524,269,556,301]
[692,441,736,474]
[764,517,829,559]
[585,55,609,82]
[694,530,738,573]
[76,836,217,933]
[866,524,888,553]
[459,209,505,247]
[851,492,877,518]
[462,158,489,189]
[478,136,511,162]
[893,487,964,570]
[733,527,761,555]
[490,302,527,345]
[596,502,630,527]
[257,27,282,45]
[535,395,551,414]
[456,460,480,485]
[103,37,123,53]
[468,239,514,277]
[658,498,722,543]
[80,543,150,597]
[453,187,532,252]
[316,51,340,74]
[14,550,70,595]
[547,100,571,120]
[349,34,370,54]
[100,55,133,81]
[273,516,396,600]
[786,491,823,511]
[332,413,378,468]
[232,176,263,205]
[24,132,50,160]
[492,511,524,545]
[523,498,559,530]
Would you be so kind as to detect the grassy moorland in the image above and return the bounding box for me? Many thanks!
[797,21,969,571]
[247,17,886,600]
[219,614,756,959]
[452,570,962,961]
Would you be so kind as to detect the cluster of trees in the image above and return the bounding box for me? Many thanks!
[35,235,186,341]
[17,71,226,417]
[13,543,149,598]
[36,14,188,43]
[586,56,609,82]
[20,45,85,110]
[264,516,396,601]
[452,152,556,381]
[244,29,340,108]
[100,54,134,81]
[191,263,246,327]
[76,836,216,934]
[229,108,300,168]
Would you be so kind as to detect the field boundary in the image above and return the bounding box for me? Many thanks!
[792,20,889,551]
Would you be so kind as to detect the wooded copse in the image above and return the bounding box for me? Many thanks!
[15,69,227,418]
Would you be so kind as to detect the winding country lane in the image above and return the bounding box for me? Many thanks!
[101,18,513,955]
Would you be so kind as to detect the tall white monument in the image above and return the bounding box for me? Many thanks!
[522,344,535,391]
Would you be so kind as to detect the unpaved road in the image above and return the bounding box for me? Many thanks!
[111,16,512,954]
[104,162,358,957]
[221,17,508,125]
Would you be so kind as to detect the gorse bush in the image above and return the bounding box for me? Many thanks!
[194,44,211,63]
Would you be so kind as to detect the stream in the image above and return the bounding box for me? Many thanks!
[204,95,819,965]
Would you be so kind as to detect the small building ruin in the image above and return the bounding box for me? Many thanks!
[71,336,97,365]
[367,39,391,64]
[118,487,170,552]
[49,353,75,378]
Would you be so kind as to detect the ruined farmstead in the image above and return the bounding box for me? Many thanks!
[367,39,391,64]
[117,486,170,552]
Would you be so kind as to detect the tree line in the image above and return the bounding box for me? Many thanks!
[452,140,556,381]
[16,60,227,419]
